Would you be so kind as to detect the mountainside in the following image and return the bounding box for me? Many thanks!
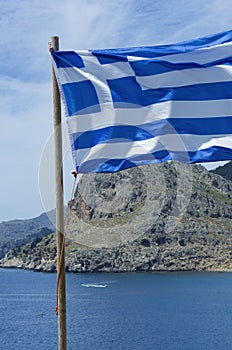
[1,162,232,273]
[211,161,232,182]
[0,210,55,259]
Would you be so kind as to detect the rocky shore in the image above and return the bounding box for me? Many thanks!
[1,162,232,273]
[1,215,232,273]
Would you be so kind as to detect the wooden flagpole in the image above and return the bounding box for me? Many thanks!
[50,36,67,350]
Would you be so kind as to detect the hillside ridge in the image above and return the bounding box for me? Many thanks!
[1,162,232,272]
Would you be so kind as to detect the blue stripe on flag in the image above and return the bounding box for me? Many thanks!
[77,150,171,173]
[91,54,128,65]
[72,117,232,150]
[91,30,232,61]
[76,146,232,173]
[130,58,232,76]
[109,78,232,106]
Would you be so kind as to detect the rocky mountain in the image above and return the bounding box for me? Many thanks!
[0,210,55,259]
[211,161,232,182]
[1,162,232,273]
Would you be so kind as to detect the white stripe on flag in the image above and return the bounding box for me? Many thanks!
[57,60,135,85]
[67,100,232,134]
[150,42,232,64]
[74,134,232,165]
[137,65,232,90]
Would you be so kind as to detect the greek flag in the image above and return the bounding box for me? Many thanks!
[52,30,232,173]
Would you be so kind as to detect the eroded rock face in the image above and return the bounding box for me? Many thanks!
[1,162,232,273]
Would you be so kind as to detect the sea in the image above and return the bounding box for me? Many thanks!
[1,269,232,350]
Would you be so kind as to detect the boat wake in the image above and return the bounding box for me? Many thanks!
[81,283,108,288]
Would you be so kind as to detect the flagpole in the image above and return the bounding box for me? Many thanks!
[50,36,67,350]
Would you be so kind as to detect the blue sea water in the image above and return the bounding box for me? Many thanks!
[1,269,232,350]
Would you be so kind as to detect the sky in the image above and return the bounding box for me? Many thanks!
[0,0,231,222]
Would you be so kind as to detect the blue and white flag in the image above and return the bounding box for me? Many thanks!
[52,30,232,173]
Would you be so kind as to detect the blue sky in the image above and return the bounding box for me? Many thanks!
[0,0,231,221]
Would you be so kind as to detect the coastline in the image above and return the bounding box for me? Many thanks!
[1,243,232,273]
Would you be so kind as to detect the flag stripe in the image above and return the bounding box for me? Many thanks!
[130,58,232,77]
[74,135,232,165]
[109,78,232,105]
[151,42,232,64]
[91,30,232,61]
[72,117,232,150]
[137,65,232,89]
[77,146,232,173]
[67,100,232,133]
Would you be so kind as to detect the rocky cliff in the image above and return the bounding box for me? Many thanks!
[1,162,232,272]
[0,210,55,259]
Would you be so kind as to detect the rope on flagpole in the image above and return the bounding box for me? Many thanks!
[48,42,54,53]
[56,171,78,316]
